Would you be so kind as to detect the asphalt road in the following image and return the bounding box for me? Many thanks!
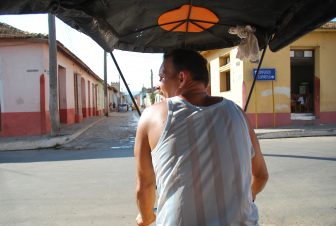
[0,112,335,226]
[257,137,336,226]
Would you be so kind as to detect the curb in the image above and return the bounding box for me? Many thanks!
[257,129,336,139]
[0,117,105,151]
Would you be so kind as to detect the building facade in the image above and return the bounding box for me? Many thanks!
[0,23,116,136]
[202,22,336,128]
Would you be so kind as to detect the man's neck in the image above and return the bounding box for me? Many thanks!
[179,87,210,106]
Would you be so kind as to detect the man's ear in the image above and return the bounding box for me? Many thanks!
[178,70,189,88]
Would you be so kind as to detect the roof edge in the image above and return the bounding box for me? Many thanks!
[0,22,116,87]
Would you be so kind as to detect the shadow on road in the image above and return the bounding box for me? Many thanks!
[264,153,336,161]
[0,148,134,164]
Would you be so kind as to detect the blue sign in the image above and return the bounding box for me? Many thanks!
[253,68,276,80]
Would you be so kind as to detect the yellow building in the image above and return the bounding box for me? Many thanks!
[202,22,336,128]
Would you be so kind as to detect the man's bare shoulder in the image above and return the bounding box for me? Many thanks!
[139,100,168,125]
[145,100,167,113]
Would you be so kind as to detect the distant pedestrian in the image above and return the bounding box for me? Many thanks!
[134,49,268,226]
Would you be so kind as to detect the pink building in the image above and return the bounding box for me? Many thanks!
[0,23,116,137]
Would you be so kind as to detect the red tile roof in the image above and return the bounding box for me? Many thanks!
[0,22,106,84]
[320,21,336,30]
[0,22,47,38]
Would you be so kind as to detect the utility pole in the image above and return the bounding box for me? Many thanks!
[104,51,108,116]
[48,13,60,136]
[150,69,153,89]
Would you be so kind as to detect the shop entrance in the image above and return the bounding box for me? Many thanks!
[290,49,315,114]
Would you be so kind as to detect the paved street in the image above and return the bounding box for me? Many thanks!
[257,137,336,226]
[0,112,139,226]
[0,112,335,226]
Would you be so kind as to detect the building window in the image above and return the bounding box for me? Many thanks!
[220,71,231,92]
[304,50,313,57]
[219,54,231,92]
[290,51,295,58]
[291,50,313,58]
[207,63,211,95]
[296,50,304,58]
[219,55,230,66]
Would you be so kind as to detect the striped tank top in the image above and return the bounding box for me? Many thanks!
[151,96,259,226]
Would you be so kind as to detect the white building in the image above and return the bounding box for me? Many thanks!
[0,22,115,136]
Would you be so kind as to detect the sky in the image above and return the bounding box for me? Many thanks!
[0,14,163,93]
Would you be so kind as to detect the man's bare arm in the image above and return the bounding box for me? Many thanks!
[134,109,156,225]
[241,110,269,201]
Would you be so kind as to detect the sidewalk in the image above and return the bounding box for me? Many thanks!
[1,115,336,151]
[0,116,105,151]
[255,123,336,139]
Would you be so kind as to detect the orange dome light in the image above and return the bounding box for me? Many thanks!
[158,4,219,32]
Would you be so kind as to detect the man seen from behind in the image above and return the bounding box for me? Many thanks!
[134,49,269,226]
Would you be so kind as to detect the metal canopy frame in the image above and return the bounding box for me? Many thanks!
[244,36,272,112]
[110,52,142,116]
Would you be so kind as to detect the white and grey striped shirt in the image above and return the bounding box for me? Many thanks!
[152,96,259,226]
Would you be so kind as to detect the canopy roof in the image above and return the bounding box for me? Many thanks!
[0,0,335,53]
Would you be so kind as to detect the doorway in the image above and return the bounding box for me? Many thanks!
[0,80,2,132]
[58,66,67,123]
[81,78,87,117]
[74,73,79,116]
[290,49,314,114]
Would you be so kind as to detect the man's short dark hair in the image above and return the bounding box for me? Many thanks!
[164,49,209,86]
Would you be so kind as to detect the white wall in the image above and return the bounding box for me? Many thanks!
[0,41,104,114]
[0,41,45,112]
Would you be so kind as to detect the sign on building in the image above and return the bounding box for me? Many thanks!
[253,68,276,80]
